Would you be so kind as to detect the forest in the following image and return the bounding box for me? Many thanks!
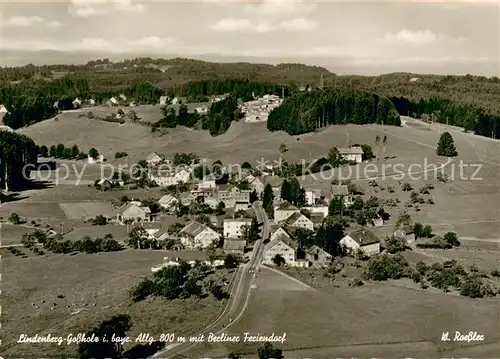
[1,58,500,139]
[0,131,38,191]
[267,88,401,135]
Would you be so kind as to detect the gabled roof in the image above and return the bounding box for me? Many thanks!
[331,185,349,196]
[306,245,332,257]
[346,230,379,246]
[338,146,364,155]
[264,176,283,188]
[264,234,299,252]
[276,202,298,211]
[180,220,212,239]
[224,218,252,224]
[159,194,177,203]
[283,212,310,226]
[146,152,164,161]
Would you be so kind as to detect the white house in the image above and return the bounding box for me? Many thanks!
[246,176,265,196]
[0,105,8,113]
[116,203,154,224]
[109,97,118,106]
[223,218,252,239]
[331,185,353,207]
[175,168,191,183]
[159,96,169,106]
[89,99,96,106]
[269,226,292,242]
[88,154,105,164]
[340,230,380,256]
[179,220,219,249]
[338,146,364,164]
[171,97,180,105]
[302,205,329,218]
[274,202,300,223]
[146,152,165,166]
[195,106,208,114]
[262,236,303,267]
[281,212,314,231]
[158,194,178,212]
[198,175,217,190]
[72,98,82,108]
[119,93,127,101]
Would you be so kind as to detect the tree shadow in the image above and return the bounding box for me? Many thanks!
[123,340,166,359]
[0,192,28,203]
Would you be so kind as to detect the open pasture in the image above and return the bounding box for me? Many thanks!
[59,201,115,220]
[187,274,500,358]
[62,223,129,242]
[1,249,216,357]
[0,223,36,245]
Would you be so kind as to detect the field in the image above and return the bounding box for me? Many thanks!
[0,249,219,357]
[185,266,500,358]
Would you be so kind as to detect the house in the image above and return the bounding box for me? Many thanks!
[305,189,316,206]
[146,152,165,166]
[175,168,191,184]
[281,212,314,231]
[394,225,415,244]
[302,205,329,218]
[224,218,252,239]
[159,96,169,106]
[269,226,291,242]
[88,154,105,164]
[223,238,246,255]
[179,192,196,206]
[247,176,265,196]
[338,146,364,164]
[330,184,353,207]
[262,235,299,266]
[158,194,178,212]
[89,99,96,106]
[274,202,300,223]
[306,245,333,266]
[0,105,8,113]
[216,185,251,208]
[368,215,384,228]
[72,98,82,108]
[198,175,217,190]
[97,179,112,191]
[340,230,380,256]
[309,212,324,228]
[119,93,127,101]
[109,97,118,106]
[179,220,219,249]
[171,97,179,105]
[116,203,154,224]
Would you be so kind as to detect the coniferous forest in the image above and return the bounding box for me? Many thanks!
[267,88,401,135]
[0,131,38,191]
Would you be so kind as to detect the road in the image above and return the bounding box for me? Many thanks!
[151,201,270,359]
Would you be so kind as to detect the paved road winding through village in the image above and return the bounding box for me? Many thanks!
[151,201,270,359]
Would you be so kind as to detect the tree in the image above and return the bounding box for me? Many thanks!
[49,145,56,157]
[216,201,226,215]
[360,144,375,161]
[128,226,148,249]
[328,196,344,216]
[272,254,286,266]
[280,179,291,202]
[91,214,107,226]
[444,232,460,247]
[436,131,458,157]
[413,222,423,238]
[382,135,388,153]
[88,147,99,159]
[262,184,274,218]
[224,254,239,269]
[55,143,65,158]
[241,161,252,170]
[39,145,49,157]
[421,224,433,238]
[258,342,284,359]
[228,353,242,359]
[327,146,342,167]
[71,144,80,159]
[250,189,258,203]
[9,212,21,225]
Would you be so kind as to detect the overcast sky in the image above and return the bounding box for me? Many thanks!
[0,0,499,75]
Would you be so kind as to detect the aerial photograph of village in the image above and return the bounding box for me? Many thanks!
[1,0,499,358]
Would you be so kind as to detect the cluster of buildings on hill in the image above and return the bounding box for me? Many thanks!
[240,94,283,123]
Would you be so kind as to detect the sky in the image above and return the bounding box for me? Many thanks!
[0,0,499,76]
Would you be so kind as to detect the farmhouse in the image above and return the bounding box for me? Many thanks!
[302,204,329,218]
[146,152,165,166]
[159,96,169,105]
[394,225,416,244]
[0,105,8,113]
[330,184,353,207]
[305,188,322,205]
[179,220,219,249]
[179,192,196,206]
[97,179,112,191]
[245,176,265,196]
[116,203,154,224]
[198,175,217,190]
[216,185,251,208]
[158,194,178,212]
[340,230,380,256]
[108,97,118,106]
[224,218,252,239]
[223,238,246,255]
[263,236,310,267]
[306,245,333,266]
[281,212,314,231]
[269,226,292,242]
[274,202,300,223]
[88,154,105,164]
[338,146,364,163]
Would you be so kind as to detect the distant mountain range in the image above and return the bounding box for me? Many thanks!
[1,50,497,77]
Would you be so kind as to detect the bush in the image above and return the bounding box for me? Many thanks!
[115,152,128,159]
[348,278,364,287]
[363,254,411,281]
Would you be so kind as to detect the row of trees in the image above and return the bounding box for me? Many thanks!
[0,131,38,191]
[37,143,99,160]
[391,96,500,139]
[268,88,401,135]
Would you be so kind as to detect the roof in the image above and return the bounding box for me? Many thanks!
[265,234,299,252]
[223,239,246,251]
[159,194,177,203]
[306,245,332,256]
[395,224,414,234]
[346,230,379,246]
[283,212,309,226]
[224,218,252,224]
[338,146,364,155]
[276,202,298,211]
[179,221,211,238]
[331,185,349,196]
[146,152,164,161]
